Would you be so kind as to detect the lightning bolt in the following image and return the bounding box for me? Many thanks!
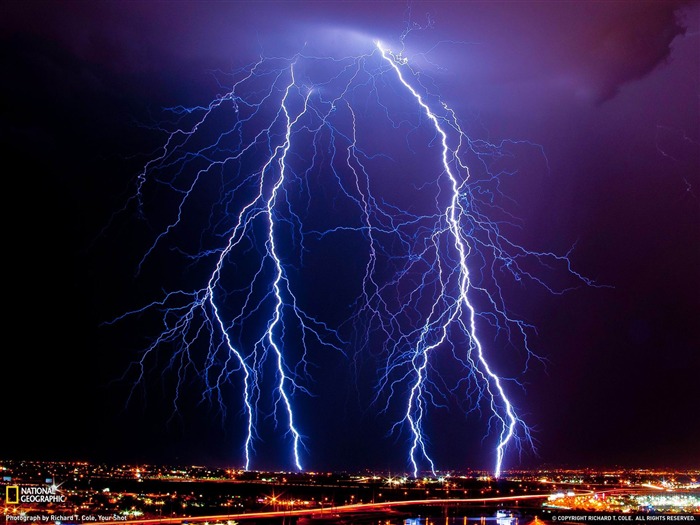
[110,35,594,476]
[376,41,525,478]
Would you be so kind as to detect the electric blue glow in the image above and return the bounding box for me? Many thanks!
[112,36,594,476]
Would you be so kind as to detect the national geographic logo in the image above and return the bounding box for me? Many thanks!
[6,485,19,504]
[4,485,66,504]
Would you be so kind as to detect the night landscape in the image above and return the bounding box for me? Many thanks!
[2,1,698,524]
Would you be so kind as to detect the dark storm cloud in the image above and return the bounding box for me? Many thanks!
[393,1,695,107]
[540,1,693,103]
[3,2,692,96]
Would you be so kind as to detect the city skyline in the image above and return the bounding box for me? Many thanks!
[1,459,698,523]
[2,1,698,473]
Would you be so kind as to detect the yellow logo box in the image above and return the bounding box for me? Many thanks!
[5,485,19,504]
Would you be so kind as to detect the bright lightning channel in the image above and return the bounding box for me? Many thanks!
[111,36,593,477]
[377,41,522,478]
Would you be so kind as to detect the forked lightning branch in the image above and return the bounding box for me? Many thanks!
[114,34,594,475]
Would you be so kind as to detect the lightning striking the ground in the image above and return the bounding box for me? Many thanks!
[111,36,594,477]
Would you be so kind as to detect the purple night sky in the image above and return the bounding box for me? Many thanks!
[2,1,698,472]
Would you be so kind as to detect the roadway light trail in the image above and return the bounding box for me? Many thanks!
[98,493,559,525]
